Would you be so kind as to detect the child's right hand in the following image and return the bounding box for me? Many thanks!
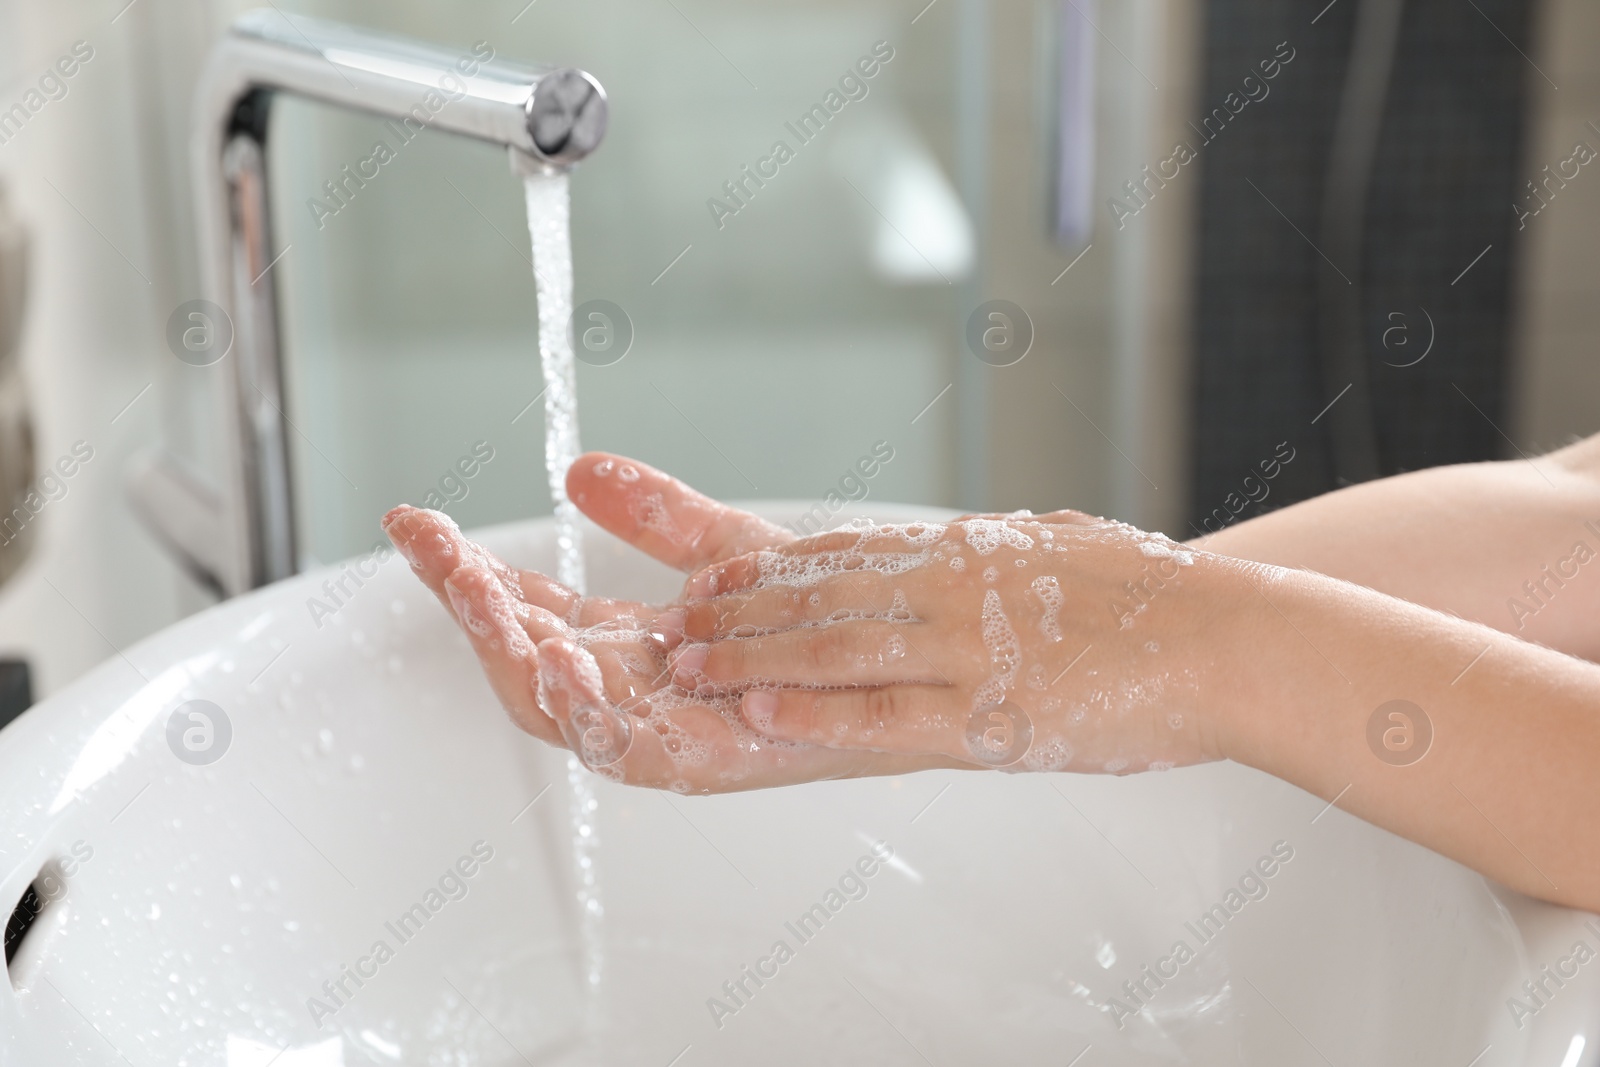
[383,454,961,792]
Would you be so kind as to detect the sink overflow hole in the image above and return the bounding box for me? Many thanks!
[4,881,46,970]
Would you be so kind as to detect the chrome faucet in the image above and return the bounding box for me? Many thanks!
[129,10,607,596]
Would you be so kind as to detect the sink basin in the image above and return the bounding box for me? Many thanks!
[1,504,1596,1065]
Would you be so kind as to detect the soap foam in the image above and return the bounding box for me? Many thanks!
[1022,735,1073,772]
[963,518,1036,556]
[971,588,1021,711]
[1137,537,1195,567]
[754,547,929,589]
[1030,575,1064,643]
[633,491,684,545]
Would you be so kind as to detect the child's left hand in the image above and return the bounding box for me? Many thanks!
[667,515,1237,773]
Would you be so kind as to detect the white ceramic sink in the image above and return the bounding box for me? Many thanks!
[1,504,1597,1065]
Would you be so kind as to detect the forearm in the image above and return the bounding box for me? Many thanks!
[1194,442,1600,660]
[1208,559,1600,911]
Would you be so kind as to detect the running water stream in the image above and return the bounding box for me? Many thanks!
[523,168,605,1039]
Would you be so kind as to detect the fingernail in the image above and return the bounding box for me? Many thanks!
[648,608,686,650]
[445,580,493,639]
[383,514,421,565]
[686,569,717,598]
[391,533,420,567]
[743,690,779,732]
[672,643,709,688]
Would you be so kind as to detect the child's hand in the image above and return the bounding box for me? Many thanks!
[384,455,958,791]
[668,515,1238,774]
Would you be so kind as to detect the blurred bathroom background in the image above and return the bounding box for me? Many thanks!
[0,0,1592,706]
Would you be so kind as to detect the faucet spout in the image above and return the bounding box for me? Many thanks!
[209,11,607,165]
[130,11,607,596]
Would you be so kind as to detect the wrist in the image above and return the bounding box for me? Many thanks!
[1180,552,1293,765]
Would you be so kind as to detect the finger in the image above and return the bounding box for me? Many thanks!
[384,506,522,607]
[742,687,991,764]
[683,553,763,598]
[536,638,965,790]
[537,638,772,788]
[671,621,946,689]
[953,509,1099,526]
[567,452,793,572]
[684,526,939,597]
[682,572,909,641]
[534,638,649,775]
[511,565,663,630]
[574,630,673,706]
[385,504,661,629]
[448,571,671,714]
[1032,509,1102,526]
[443,566,569,745]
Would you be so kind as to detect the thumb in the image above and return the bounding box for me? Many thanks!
[566,453,793,572]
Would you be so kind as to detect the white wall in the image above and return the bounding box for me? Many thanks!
[0,3,227,697]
